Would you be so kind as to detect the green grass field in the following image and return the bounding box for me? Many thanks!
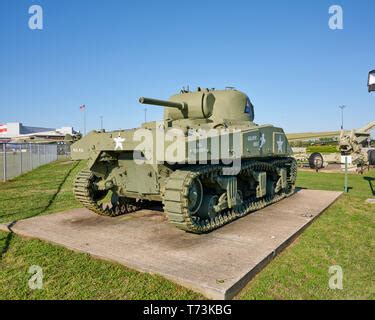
[306,145,338,154]
[0,160,374,299]
[287,131,345,141]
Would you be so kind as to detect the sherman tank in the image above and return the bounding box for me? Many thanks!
[71,87,297,233]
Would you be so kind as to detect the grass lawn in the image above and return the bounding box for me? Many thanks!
[0,160,374,299]
[306,145,338,154]
[238,169,375,299]
[0,160,85,223]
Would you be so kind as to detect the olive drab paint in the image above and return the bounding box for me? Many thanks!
[71,87,297,233]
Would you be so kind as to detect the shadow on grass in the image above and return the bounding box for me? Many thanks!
[364,176,375,196]
[37,161,80,217]
[0,221,16,260]
[296,187,307,191]
[0,161,80,260]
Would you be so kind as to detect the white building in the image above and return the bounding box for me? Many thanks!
[0,122,77,141]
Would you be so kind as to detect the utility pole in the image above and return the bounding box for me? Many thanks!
[339,105,346,130]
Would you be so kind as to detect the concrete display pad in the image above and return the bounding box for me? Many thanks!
[0,189,342,299]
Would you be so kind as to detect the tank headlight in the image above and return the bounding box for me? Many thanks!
[368,70,375,92]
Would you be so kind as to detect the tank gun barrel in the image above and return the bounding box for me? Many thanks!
[139,97,186,110]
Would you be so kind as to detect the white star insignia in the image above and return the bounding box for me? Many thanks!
[276,136,284,153]
[114,136,125,150]
[259,133,266,149]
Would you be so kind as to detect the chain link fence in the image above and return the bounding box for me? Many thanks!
[0,142,70,181]
[57,143,71,159]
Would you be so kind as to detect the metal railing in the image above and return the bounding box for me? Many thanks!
[0,142,68,181]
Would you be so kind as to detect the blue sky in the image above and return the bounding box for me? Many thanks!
[0,0,374,134]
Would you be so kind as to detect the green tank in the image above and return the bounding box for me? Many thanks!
[71,87,297,233]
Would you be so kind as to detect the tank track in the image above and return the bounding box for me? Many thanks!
[163,157,297,233]
[73,169,139,217]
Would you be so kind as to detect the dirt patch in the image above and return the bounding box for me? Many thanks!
[61,214,116,227]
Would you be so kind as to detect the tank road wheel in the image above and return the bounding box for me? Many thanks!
[309,152,324,170]
[187,178,203,214]
[111,193,140,214]
[73,169,140,217]
[197,195,219,220]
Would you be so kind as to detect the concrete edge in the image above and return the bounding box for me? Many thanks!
[226,191,343,300]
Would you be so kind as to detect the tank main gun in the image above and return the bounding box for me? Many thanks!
[139,89,256,121]
[139,97,187,111]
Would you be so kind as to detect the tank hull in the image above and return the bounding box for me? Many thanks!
[71,124,296,233]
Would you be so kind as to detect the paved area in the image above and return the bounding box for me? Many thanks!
[0,189,342,299]
[298,163,360,174]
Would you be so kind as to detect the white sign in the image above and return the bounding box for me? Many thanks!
[341,155,352,165]
[369,72,375,86]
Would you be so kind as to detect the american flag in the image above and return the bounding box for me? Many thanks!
[80,104,86,111]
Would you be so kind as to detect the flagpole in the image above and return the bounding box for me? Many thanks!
[84,107,86,135]
[80,104,87,136]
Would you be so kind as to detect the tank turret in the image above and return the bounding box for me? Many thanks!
[139,88,255,124]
